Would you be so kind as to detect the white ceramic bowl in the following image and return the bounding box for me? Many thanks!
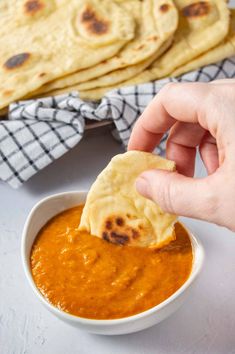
[22,191,204,335]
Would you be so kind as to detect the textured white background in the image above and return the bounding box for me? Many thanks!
[1,126,235,354]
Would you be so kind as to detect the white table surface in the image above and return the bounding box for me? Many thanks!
[0,126,235,354]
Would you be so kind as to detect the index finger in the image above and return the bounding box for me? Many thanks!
[128,82,211,152]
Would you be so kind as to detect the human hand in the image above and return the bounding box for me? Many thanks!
[128,80,235,230]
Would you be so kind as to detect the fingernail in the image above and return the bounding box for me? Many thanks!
[136,176,149,198]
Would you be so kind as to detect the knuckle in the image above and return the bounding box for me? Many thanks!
[201,180,220,217]
[198,88,222,134]
[152,172,177,214]
[159,82,177,98]
[202,87,218,113]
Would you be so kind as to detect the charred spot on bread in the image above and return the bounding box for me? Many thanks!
[81,6,109,35]
[110,232,129,245]
[24,0,44,15]
[159,4,170,12]
[182,1,210,17]
[116,217,124,226]
[4,53,30,70]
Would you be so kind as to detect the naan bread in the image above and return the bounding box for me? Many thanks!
[79,151,177,248]
[0,0,66,35]
[66,38,173,91]
[75,0,230,100]
[33,38,172,99]
[172,8,235,76]
[64,7,235,101]
[0,0,135,109]
[31,0,178,96]
[125,0,230,83]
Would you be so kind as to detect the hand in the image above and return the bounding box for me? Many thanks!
[128,80,235,231]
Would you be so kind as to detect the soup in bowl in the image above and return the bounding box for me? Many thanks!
[22,191,204,335]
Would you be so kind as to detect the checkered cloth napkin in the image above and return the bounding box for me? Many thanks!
[1,57,235,188]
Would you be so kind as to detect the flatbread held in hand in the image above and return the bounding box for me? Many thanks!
[79,151,177,248]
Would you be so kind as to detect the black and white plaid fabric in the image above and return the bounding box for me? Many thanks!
[1,57,235,188]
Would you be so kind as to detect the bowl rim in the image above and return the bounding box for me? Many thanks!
[21,190,204,326]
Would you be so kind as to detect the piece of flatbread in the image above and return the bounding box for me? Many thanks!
[67,37,173,91]
[79,151,177,248]
[75,0,230,100]
[0,0,135,109]
[172,8,235,76]
[30,37,172,99]
[122,0,230,84]
[30,0,178,95]
[75,8,235,100]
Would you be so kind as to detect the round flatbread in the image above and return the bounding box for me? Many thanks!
[32,0,178,95]
[32,38,172,99]
[75,0,230,100]
[79,151,177,248]
[0,0,135,109]
[172,9,235,76]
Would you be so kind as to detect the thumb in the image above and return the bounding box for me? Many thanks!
[136,169,217,221]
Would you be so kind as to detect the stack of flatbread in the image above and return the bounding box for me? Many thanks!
[0,0,234,111]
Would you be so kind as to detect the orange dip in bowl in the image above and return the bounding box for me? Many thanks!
[31,205,193,320]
